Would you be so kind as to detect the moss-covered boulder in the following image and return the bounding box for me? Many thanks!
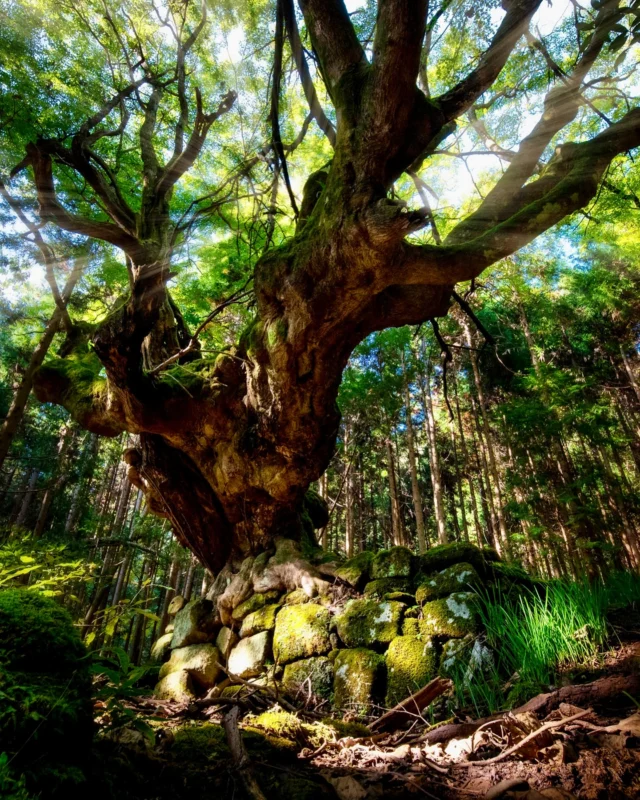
[334,551,374,590]
[154,669,196,702]
[415,562,480,604]
[363,576,412,596]
[158,643,221,689]
[231,590,281,622]
[420,592,479,638]
[171,598,217,648]
[0,589,93,798]
[282,656,334,699]
[385,635,438,707]
[150,632,173,663]
[383,591,416,604]
[284,588,310,605]
[488,561,546,594]
[227,630,271,678]
[371,546,413,579]
[272,604,331,664]
[413,542,499,582]
[402,617,419,636]
[215,626,238,660]
[240,603,279,638]
[335,599,404,649]
[333,648,386,713]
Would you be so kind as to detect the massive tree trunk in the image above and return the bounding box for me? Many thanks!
[20,0,640,591]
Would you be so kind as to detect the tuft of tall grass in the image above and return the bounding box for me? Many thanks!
[477,581,608,690]
[449,572,640,715]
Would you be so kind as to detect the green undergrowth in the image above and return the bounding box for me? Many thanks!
[449,572,640,716]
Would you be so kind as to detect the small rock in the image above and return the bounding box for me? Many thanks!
[283,588,309,605]
[335,599,404,649]
[363,577,412,596]
[383,591,416,604]
[333,648,386,713]
[240,603,279,638]
[228,630,271,678]
[150,632,173,664]
[386,635,438,707]
[415,562,480,604]
[414,542,499,580]
[167,595,186,615]
[216,626,239,660]
[171,598,217,649]
[154,670,195,702]
[334,551,374,590]
[159,643,221,688]
[164,623,175,634]
[371,546,413,579]
[231,591,280,622]
[420,592,478,638]
[282,656,334,699]
[272,604,332,664]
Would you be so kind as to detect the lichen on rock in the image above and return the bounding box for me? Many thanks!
[385,635,438,707]
[440,634,495,684]
[415,562,480,604]
[371,546,413,579]
[240,602,280,638]
[335,599,404,649]
[413,542,499,582]
[282,656,334,699]
[420,592,479,638]
[333,648,386,713]
[272,604,332,664]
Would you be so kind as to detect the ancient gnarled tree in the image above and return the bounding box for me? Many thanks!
[9,0,640,604]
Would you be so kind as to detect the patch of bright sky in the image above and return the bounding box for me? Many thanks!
[435,0,574,209]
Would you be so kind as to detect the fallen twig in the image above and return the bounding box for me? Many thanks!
[450,708,591,768]
[370,677,452,732]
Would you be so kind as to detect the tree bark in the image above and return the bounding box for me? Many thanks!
[419,364,448,545]
[403,368,427,552]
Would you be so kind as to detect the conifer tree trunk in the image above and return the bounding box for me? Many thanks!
[14,468,39,530]
[419,365,447,544]
[33,424,75,538]
[462,318,510,556]
[385,435,404,547]
[403,368,427,552]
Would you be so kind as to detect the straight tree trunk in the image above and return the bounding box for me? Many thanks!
[33,424,75,537]
[403,367,427,552]
[462,318,510,556]
[385,435,404,547]
[419,365,448,544]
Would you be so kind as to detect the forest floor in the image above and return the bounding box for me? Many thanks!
[90,620,640,800]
